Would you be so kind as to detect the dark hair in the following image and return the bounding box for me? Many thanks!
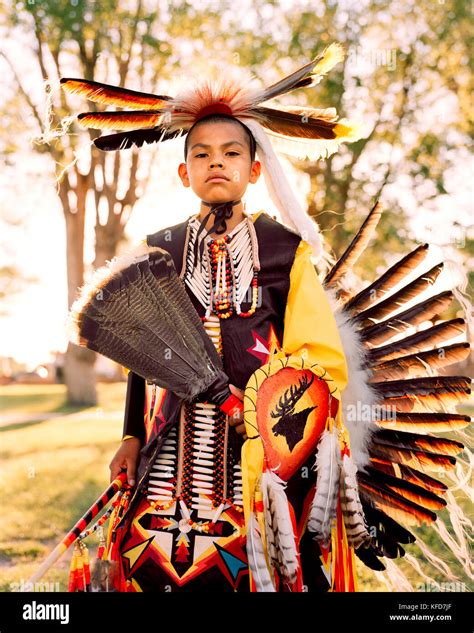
[184,114,257,161]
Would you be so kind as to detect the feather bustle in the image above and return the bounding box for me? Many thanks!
[345,244,430,313]
[352,264,444,325]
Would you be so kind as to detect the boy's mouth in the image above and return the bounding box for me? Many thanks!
[206,174,229,183]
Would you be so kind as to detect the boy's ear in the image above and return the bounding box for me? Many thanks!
[178,162,190,187]
[249,160,261,184]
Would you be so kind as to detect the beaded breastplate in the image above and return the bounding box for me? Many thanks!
[180,214,260,319]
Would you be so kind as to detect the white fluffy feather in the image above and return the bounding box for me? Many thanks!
[324,287,379,471]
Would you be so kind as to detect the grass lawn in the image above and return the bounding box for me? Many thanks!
[0,382,126,592]
[0,383,471,593]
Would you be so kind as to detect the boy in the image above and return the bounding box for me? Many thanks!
[61,45,360,591]
[106,113,348,592]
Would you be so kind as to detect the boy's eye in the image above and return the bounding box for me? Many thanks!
[226,151,240,156]
[195,153,208,158]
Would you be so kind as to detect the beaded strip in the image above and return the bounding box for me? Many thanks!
[181,215,260,319]
[146,310,244,519]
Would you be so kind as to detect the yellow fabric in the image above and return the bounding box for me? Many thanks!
[282,239,348,394]
[122,435,137,441]
[241,237,349,591]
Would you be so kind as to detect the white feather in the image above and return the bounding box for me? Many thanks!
[261,469,299,583]
[339,454,371,548]
[244,119,326,266]
[324,287,379,472]
[308,428,341,544]
[246,512,276,592]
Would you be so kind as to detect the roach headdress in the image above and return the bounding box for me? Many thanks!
[61,43,364,265]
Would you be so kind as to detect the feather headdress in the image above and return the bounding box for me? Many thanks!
[61,42,364,264]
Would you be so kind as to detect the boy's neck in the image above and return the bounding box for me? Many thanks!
[197,200,246,238]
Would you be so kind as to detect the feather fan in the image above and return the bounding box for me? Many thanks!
[67,246,241,414]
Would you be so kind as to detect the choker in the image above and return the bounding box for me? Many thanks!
[192,199,241,269]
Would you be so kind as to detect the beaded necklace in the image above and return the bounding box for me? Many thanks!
[181,214,261,319]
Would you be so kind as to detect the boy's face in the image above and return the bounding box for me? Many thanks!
[178,120,261,204]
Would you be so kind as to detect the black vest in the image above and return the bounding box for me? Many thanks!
[146,212,301,389]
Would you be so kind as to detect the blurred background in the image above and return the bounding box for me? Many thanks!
[0,0,472,593]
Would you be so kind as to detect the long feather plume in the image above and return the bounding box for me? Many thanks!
[77,111,164,131]
[360,291,454,345]
[307,429,341,544]
[374,411,471,434]
[375,375,471,411]
[352,264,444,325]
[368,319,466,364]
[364,466,446,511]
[60,78,171,110]
[324,200,383,287]
[345,244,430,312]
[94,128,183,151]
[258,43,345,103]
[370,461,449,494]
[369,343,471,381]
[358,477,437,526]
[253,105,338,140]
[372,429,464,457]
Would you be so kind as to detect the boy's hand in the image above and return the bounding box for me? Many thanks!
[227,384,247,440]
[109,437,141,486]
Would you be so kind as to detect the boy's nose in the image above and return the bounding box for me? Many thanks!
[210,159,224,168]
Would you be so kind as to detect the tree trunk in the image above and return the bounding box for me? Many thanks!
[63,176,98,406]
[64,342,97,405]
